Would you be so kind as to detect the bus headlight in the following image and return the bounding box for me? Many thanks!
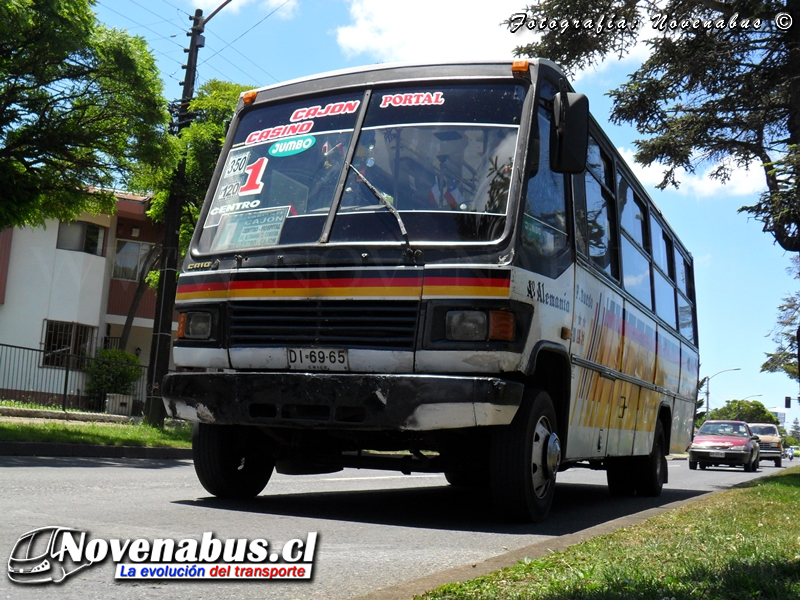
[178,312,213,340]
[444,310,517,342]
[446,311,487,341]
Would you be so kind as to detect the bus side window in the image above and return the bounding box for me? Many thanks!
[618,174,653,310]
[583,135,619,279]
[522,107,568,254]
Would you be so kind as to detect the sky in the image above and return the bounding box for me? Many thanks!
[93,0,800,431]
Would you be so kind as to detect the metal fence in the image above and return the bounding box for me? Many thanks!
[0,343,148,415]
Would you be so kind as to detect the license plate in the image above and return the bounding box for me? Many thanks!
[287,348,349,371]
[709,451,725,458]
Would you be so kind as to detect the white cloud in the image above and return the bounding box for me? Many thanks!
[617,147,767,198]
[336,0,525,63]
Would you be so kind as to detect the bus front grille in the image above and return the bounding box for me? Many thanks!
[227,300,420,350]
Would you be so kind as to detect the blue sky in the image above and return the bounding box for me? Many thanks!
[94,0,800,430]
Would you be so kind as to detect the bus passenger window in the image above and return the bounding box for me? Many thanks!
[618,175,648,250]
[584,136,618,278]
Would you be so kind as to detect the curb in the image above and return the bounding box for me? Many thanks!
[0,441,192,460]
[0,406,134,423]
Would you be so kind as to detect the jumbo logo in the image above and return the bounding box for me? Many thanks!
[268,135,316,157]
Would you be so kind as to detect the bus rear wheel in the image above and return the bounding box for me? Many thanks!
[192,423,275,499]
[490,389,560,522]
[634,420,667,497]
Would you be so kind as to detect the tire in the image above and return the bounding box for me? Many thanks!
[490,389,560,522]
[744,453,759,472]
[635,420,667,497]
[192,423,275,498]
[775,458,782,468]
[689,461,697,470]
[606,459,636,496]
[699,463,707,470]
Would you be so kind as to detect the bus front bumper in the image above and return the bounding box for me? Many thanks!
[161,371,524,431]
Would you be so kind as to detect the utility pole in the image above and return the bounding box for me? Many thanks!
[145,4,229,425]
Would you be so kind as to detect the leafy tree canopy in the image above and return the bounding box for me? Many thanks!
[135,79,251,287]
[0,0,170,229]
[707,399,779,424]
[761,254,800,380]
[510,0,800,250]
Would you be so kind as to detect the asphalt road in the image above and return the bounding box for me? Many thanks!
[0,455,780,600]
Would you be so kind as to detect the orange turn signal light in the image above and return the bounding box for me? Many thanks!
[177,313,186,339]
[489,311,515,342]
[242,90,258,104]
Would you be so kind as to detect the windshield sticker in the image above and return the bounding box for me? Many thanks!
[379,92,445,108]
[290,100,360,122]
[269,135,316,158]
[245,120,314,146]
[223,151,250,178]
[211,206,291,252]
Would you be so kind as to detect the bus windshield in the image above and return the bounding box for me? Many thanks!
[197,82,527,253]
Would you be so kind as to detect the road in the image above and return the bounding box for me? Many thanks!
[0,455,779,600]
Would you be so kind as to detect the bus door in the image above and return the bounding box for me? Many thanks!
[569,265,624,458]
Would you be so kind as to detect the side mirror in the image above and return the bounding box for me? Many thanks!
[752,435,760,442]
[550,91,589,174]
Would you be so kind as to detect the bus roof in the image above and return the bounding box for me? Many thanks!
[239,58,568,101]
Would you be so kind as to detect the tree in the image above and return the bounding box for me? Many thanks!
[791,417,800,438]
[0,0,170,229]
[143,80,252,257]
[509,0,800,250]
[761,254,800,380]
[132,79,250,426]
[707,399,779,424]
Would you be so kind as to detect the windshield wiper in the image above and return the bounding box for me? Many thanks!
[346,163,410,247]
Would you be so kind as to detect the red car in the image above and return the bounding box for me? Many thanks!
[688,420,760,471]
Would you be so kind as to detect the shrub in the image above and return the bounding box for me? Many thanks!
[85,349,142,398]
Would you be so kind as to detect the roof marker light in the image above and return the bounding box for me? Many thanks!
[511,60,530,73]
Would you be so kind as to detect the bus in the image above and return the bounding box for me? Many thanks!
[162,59,699,523]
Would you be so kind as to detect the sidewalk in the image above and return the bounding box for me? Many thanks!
[0,407,193,460]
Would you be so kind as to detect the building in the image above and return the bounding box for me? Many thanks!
[0,192,177,408]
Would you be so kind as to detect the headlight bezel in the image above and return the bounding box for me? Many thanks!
[424,299,533,351]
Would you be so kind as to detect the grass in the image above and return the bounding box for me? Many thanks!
[0,420,193,448]
[420,468,800,600]
[0,399,81,412]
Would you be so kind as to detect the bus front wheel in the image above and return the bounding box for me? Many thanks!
[192,423,275,499]
[490,389,560,522]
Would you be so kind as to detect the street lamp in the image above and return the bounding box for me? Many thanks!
[742,394,762,401]
[705,367,741,416]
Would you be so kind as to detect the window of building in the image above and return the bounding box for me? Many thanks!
[41,320,96,368]
[56,221,106,257]
[113,240,154,281]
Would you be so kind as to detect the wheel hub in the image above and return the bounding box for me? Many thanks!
[545,432,561,479]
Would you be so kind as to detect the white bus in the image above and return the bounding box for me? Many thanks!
[162,59,699,522]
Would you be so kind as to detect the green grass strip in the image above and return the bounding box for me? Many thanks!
[0,420,192,448]
[421,468,800,600]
